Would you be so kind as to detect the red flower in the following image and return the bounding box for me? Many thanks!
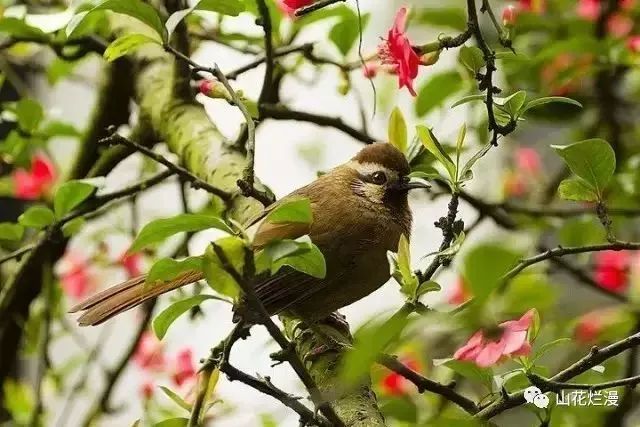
[447,277,471,305]
[56,251,95,300]
[454,310,535,368]
[607,13,633,37]
[120,251,143,278]
[380,357,420,395]
[594,250,630,293]
[514,147,542,175]
[134,332,166,372]
[172,348,196,387]
[378,7,420,96]
[276,0,314,17]
[12,154,56,200]
[627,35,640,53]
[502,5,518,26]
[578,0,600,20]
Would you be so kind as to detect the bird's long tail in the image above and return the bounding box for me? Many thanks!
[69,270,204,326]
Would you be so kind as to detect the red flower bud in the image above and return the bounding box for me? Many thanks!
[502,5,518,27]
[627,35,640,53]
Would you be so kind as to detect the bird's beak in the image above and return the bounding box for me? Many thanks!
[392,178,431,192]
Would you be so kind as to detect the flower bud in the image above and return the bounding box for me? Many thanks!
[420,49,440,66]
[502,5,517,27]
[362,62,378,79]
[198,79,232,101]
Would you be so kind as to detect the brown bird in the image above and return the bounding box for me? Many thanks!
[70,143,428,326]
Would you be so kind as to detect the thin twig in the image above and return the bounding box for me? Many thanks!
[226,43,313,79]
[294,0,346,16]
[0,244,37,265]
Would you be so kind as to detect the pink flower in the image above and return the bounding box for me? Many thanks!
[276,0,314,17]
[578,0,600,20]
[380,356,420,395]
[378,7,420,96]
[454,310,535,368]
[120,252,143,278]
[134,332,166,372]
[515,147,541,175]
[607,13,633,37]
[627,35,640,53]
[594,250,630,293]
[502,5,518,26]
[447,277,471,305]
[12,154,56,200]
[172,348,196,387]
[362,62,379,79]
[56,251,95,300]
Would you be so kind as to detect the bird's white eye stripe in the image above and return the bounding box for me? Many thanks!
[347,161,396,179]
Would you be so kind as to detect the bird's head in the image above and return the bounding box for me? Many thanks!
[347,143,429,206]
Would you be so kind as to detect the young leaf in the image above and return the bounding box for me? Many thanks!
[153,418,189,427]
[19,206,54,229]
[159,386,191,411]
[15,98,44,133]
[271,240,326,278]
[416,280,441,298]
[130,214,233,252]
[451,94,485,108]
[557,177,598,201]
[459,45,485,73]
[196,0,246,16]
[266,197,313,224]
[520,96,582,115]
[388,107,408,154]
[153,295,218,339]
[396,234,418,296]
[67,0,167,42]
[416,125,456,181]
[0,18,48,40]
[496,90,527,118]
[415,71,465,117]
[551,139,615,198]
[61,217,85,237]
[455,123,467,174]
[203,237,246,299]
[0,223,25,241]
[146,257,203,285]
[54,181,96,217]
[103,33,160,61]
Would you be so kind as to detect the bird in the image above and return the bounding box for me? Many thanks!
[69,143,429,327]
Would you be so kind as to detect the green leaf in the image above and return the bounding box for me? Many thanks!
[328,9,370,56]
[434,358,493,390]
[416,125,456,181]
[53,181,96,217]
[396,234,418,296]
[203,237,246,299]
[40,120,81,138]
[455,123,466,174]
[557,177,598,201]
[103,33,160,61]
[459,46,485,74]
[0,17,48,40]
[463,244,520,301]
[67,0,166,41]
[451,94,485,108]
[153,295,217,340]
[19,206,54,229]
[153,418,188,427]
[270,239,326,278]
[416,280,441,298]
[61,217,85,237]
[520,96,582,115]
[2,379,34,425]
[146,257,203,285]
[196,0,246,16]
[551,139,615,198]
[266,197,313,224]
[341,312,410,384]
[15,98,44,133]
[496,90,527,118]
[417,7,466,30]
[47,58,82,86]
[415,71,464,117]
[0,222,24,241]
[131,214,233,252]
[388,107,408,154]
[159,386,191,412]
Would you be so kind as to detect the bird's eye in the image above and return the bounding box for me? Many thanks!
[370,171,387,185]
